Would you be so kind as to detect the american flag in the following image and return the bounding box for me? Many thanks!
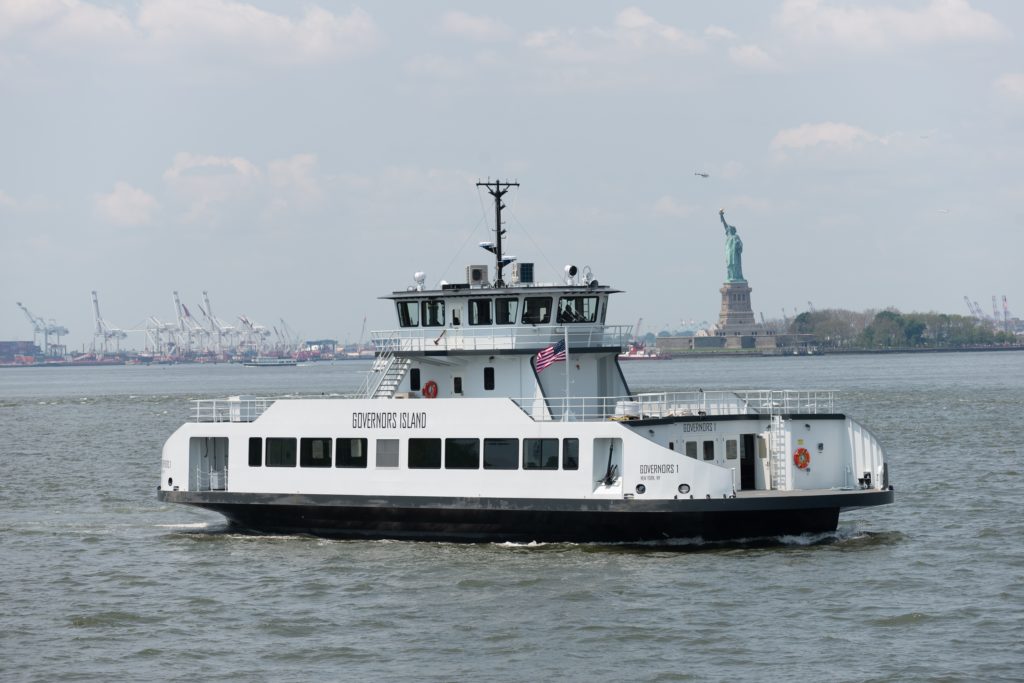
[534,339,567,373]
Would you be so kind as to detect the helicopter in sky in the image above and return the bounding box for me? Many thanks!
[694,171,710,178]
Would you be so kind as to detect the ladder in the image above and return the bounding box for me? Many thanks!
[769,414,788,490]
[358,349,411,399]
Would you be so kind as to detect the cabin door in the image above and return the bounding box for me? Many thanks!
[189,437,229,492]
[740,434,756,490]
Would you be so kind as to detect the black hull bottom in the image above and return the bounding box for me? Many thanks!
[158,490,893,543]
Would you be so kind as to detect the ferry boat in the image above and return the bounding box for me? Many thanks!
[242,356,298,367]
[158,180,893,542]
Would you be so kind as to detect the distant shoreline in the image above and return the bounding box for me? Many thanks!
[662,345,1024,359]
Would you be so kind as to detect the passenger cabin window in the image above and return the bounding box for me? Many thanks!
[484,367,495,391]
[376,439,399,468]
[453,376,463,394]
[484,438,519,469]
[496,298,518,325]
[248,437,262,467]
[557,296,599,323]
[336,438,368,468]
[300,438,332,467]
[397,301,419,327]
[410,368,421,392]
[685,441,698,459]
[445,438,479,469]
[266,437,297,467]
[409,438,442,469]
[524,438,558,470]
[469,299,492,325]
[563,438,579,470]
[421,299,444,327]
[726,440,738,460]
[522,297,552,325]
[703,441,715,461]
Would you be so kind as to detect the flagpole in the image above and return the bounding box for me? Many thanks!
[564,325,570,422]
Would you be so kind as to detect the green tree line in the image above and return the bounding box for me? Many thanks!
[788,309,1019,349]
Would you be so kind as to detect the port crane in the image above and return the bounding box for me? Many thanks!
[91,290,127,353]
[16,302,69,357]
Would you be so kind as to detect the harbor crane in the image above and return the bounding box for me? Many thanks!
[16,301,69,357]
[91,290,127,353]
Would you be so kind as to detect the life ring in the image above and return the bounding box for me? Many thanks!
[422,380,438,399]
[793,447,811,470]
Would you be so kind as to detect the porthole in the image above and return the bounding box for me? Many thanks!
[678,483,690,494]
[635,484,646,495]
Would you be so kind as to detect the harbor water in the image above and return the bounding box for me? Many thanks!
[1,352,1021,682]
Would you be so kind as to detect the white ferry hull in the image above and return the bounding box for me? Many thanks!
[157,488,893,542]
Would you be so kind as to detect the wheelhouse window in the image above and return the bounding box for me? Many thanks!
[336,438,368,468]
[248,437,262,467]
[300,438,332,467]
[523,438,558,470]
[397,301,419,327]
[421,299,445,327]
[496,298,518,325]
[409,438,441,469]
[557,296,599,323]
[445,438,479,469]
[484,438,518,470]
[376,439,399,468]
[522,297,552,325]
[563,438,579,470]
[266,437,297,467]
[469,298,493,325]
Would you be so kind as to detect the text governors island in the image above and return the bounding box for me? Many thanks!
[158,180,893,542]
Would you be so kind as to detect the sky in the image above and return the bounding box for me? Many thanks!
[1,0,1022,349]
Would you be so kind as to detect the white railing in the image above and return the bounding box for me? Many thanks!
[191,389,837,423]
[371,324,632,354]
[512,390,837,422]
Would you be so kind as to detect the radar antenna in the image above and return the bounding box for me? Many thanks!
[477,179,519,288]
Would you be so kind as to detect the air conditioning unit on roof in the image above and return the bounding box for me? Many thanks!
[466,265,488,286]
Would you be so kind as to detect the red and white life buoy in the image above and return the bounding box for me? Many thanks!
[793,447,811,470]
[422,380,438,399]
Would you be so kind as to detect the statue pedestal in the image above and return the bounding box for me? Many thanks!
[715,281,776,349]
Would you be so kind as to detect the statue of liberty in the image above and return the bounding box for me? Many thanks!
[719,209,745,282]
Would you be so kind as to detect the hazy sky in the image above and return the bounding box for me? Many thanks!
[2,0,1022,349]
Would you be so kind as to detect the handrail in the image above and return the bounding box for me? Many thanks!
[370,324,632,354]
[191,389,838,423]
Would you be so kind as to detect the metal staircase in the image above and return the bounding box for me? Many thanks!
[358,350,411,398]
[769,414,788,490]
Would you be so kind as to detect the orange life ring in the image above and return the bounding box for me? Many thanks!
[422,380,438,399]
[793,447,811,470]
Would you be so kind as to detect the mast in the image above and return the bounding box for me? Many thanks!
[476,179,519,288]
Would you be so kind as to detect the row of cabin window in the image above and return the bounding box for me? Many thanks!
[248,436,580,471]
[396,295,601,328]
[408,368,494,393]
[666,440,739,460]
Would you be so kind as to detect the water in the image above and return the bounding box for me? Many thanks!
[1,354,1022,682]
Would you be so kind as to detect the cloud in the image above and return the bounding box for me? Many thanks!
[704,25,737,41]
[0,0,135,45]
[440,11,511,42]
[267,154,323,209]
[771,122,881,151]
[1,0,379,65]
[163,152,261,219]
[405,54,468,80]
[653,196,696,219]
[728,44,779,70]
[776,0,1007,51]
[95,182,158,226]
[524,7,702,64]
[994,73,1024,101]
[137,0,378,65]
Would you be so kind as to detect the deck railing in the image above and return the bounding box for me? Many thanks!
[191,389,837,423]
[370,324,632,354]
